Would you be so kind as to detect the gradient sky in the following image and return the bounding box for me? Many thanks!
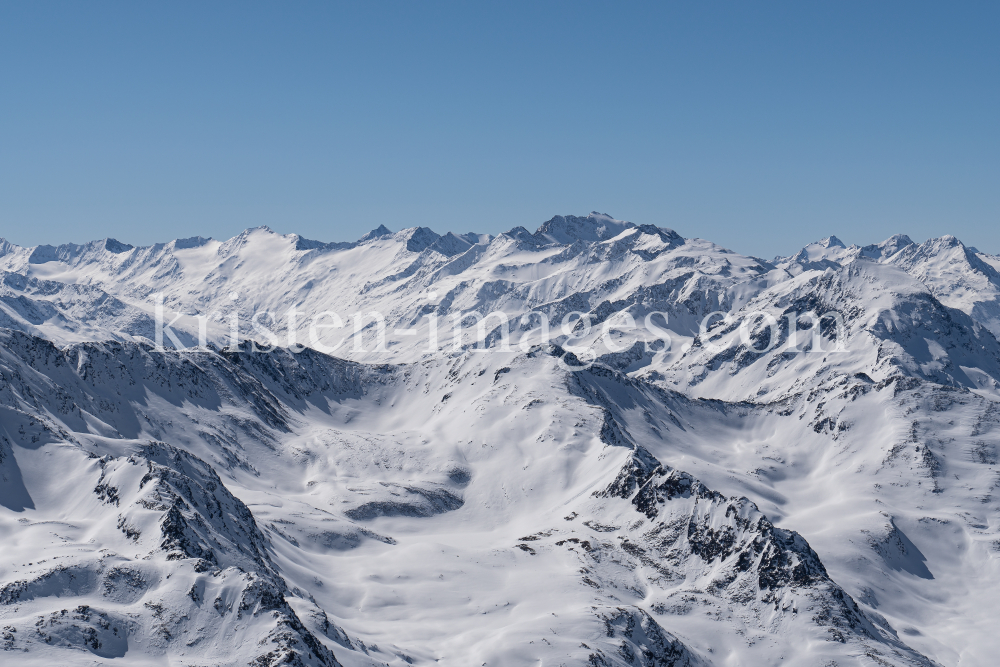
[2,2,998,257]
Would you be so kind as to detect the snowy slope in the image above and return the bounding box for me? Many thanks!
[0,333,942,666]
[2,214,1000,666]
[0,271,182,347]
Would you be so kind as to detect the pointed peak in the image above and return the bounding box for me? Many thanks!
[104,238,134,254]
[634,224,684,247]
[860,234,915,260]
[499,226,542,246]
[402,226,442,253]
[883,233,914,246]
[778,234,856,269]
[0,238,20,256]
[914,234,968,254]
[880,234,915,256]
[358,224,393,243]
[896,233,989,267]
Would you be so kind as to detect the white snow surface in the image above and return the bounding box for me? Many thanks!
[1,214,1000,666]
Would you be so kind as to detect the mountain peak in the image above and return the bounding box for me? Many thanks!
[171,236,212,250]
[860,234,915,260]
[778,235,856,272]
[910,234,970,256]
[884,233,914,246]
[534,212,635,245]
[359,224,394,243]
[401,226,441,253]
[104,238,134,254]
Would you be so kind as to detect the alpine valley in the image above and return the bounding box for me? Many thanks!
[2,213,1000,667]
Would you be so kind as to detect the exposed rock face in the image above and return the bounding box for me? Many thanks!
[2,439,340,666]
[592,448,930,664]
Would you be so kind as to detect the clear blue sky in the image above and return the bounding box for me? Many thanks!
[2,2,998,257]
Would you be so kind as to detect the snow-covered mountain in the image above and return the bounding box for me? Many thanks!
[0,213,766,362]
[2,213,1000,666]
